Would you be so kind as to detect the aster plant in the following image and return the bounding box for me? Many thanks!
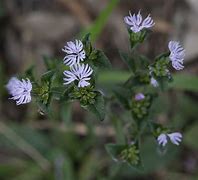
[6,10,185,171]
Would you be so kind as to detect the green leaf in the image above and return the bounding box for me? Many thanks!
[82,33,91,44]
[106,144,126,162]
[42,55,58,70]
[24,65,36,82]
[41,70,56,82]
[113,86,131,109]
[50,86,65,100]
[127,72,150,87]
[105,143,144,171]
[62,85,74,101]
[154,52,170,61]
[82,33,92,57]
[93,50,111,69]
[85,92,105,121]
[138,55,150,70]
[119,50,136,72]
[184,124,198,150]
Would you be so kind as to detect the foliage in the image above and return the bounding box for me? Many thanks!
[1,4,198,179]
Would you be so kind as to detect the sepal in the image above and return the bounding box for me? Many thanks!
[105,142,144,170]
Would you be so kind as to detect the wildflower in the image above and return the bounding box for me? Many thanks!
[157,132,182,147]
[157,134,168,147]
[124,11,155,33]
[168,132,182,146]
[168,41,185,70]
[63,63,93,88]
[6,77,32,105]
[62,40,86,66]
[150,77,159,87]
[135,93,145,101]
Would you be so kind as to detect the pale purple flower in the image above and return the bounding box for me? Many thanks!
[135,93,145,101]
[63,63,93,88]
[150,77,159,87]
[168,41,185,70]
[157,134,168,147]
[6,77,32,105]
[168,132,182,146]
[157,132,182,147]
[124,11,155,33]
[62,40,86,66]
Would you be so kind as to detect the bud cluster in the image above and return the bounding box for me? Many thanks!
[120,144,140,165]
[70,86,96,106]
[131,94,152,120]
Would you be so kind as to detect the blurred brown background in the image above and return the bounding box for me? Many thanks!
[1,0,198,74]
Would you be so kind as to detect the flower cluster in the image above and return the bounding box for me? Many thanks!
[157,132,182,147]
[123,10,185,151]
[62,40,93,88]
[6,77,32,105]
[124,11,155,33]
[124,11,185,72]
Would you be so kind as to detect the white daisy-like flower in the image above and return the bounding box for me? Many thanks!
[157,133,168,147]
[157,132,182,147]
[168,41,185,70]
[63,63,93,88]
[168,132,182,146]
[6,77,32,105]
[124,10,155,33]
[62,40,86,66]
[150,77,159,87]
[135,93,145,101]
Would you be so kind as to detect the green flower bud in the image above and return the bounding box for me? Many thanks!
[131,94,152,120]
[129,29,147,49]
[134,72,150,85]
[150,57,170,78]
[33,82,50,104]
[70,86,97,106]
[120,144,140,165]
